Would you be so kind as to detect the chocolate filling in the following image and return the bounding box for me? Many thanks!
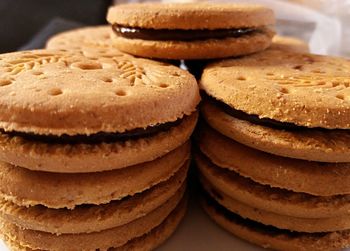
[203,191,329,238]
[205,95,304,130]
[2,118,183,145]
[112,24,257,41]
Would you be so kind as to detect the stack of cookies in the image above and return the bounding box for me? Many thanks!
[197,49,350,250]
[106,3,275,60]
[0,48,200,250]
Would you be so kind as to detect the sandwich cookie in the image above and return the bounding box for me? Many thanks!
[196,153,350,250]
[195,152,350,219]
[271,35,309,53]
[0,49,200,172]
[0,142,189,209]
[201,177,350,233]
[201,194,350,251]
[0,160,188,234]
[201,100,350,163]
[201,49,350,162]
[197,125,350,196]
[107,3,275,59]
[0,192,187,251]
[3,196,185,251]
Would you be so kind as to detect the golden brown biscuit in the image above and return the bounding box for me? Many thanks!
[0,50,199,135]
[46,26,116,51]
[0,142,189,208]
[107,3,274,29]
[271,35,309,53]
[197,124,350,196]
[201,194,350,251]
[0,162,187,234]
[195,152,350,219]
[0,190,185,251]
[202,177,350,233]
[107,3,275,59]
[0,112,197,173]
[201,100,350,163]
[3,194,186,251]
[201,49,350,129]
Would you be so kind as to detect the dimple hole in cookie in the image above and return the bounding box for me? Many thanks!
[71,62,102,70]
[48,88,63,96]
[31,70,44,76]
[158,83,169,88]
[312,69,326,74]
[279,87,289,94]
[171,72,181,77]
[101,77,113,83]
[293,65,303,71]
[237,76,246,81]
[0,79,12,87]
[336,94,345,100]
[266,72,275,76]
[115,89,127,96]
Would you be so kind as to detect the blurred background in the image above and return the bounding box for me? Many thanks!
[0,0,349,57]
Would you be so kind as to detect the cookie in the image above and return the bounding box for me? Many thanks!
[201,194,350,251]
[195,152,350,219]
[0,141,189,208]
[271,35,309,53]
[107,3,275,59]
[197,124,350,196]
[0,49,199,172]
[0,160,187,234]
[202,177,350,233]
[0,189,186,251]
[201,100,350,163]
[201,49,350,129]
[3,194,185,251]
[46,26,117,51]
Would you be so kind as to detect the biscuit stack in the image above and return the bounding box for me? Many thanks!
[0,49,200,250]
[106,2,276,80]
[197,49,350,250]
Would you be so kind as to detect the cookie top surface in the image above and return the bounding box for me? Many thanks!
[271,35,309,53]
[107,3,275,30]
[201,49,350,129]
[0,49,199,135]
[46,26,114,51]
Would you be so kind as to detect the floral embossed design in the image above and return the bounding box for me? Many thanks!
[2,53,67,76]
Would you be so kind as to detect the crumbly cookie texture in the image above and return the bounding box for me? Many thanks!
[0,142,190,209]
[2,196,187,251]
[202,177,350,233]
[0,193,186,251]
[107,3,275,29]
[0,173,186,235]
[201,49,350,129]
[197,123,350,196]
[201,196,350,251]
[0,110,197,173]
[201,100,350,163]
[0,49,200,135]
[195,153,350,219]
